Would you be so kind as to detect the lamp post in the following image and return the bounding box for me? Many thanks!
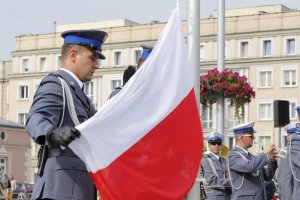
[216,0,225,135]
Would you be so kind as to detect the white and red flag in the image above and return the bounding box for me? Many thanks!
[70,7,203,200]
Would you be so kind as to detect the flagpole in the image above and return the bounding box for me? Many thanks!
[187,0,200,199]
[216,0,225,134]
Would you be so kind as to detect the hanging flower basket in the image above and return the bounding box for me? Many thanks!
[200,68,255,119]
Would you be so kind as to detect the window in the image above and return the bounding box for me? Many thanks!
[263,40,272,56]
[134,49,142,65]
[114,51,122,66]
[225,104,243,129]
[282,67,296,87]
[38,56,47,71]
[258,101,272,120]
[21,58,29,73]
[240,41,249,58]
[201,105,213,129]
[55,55,61,70]
[290,101,297,120]
[0,131,6,141]
[286,38,295,55]
[227,136,235,150]
[200,44,205,61]
[111,80,122,91]
[84,82,94,102]
[0,158,7,178]
[18,113,27,125]
[19,85,28,100]
[257,134,272,152]
[258,69,273,88]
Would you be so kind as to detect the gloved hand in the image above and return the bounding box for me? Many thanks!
[47,126,81,146]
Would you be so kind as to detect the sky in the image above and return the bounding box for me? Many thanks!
[1,0,300,61]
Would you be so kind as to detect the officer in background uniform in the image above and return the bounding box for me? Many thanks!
[201,132,231,200]
[109,65,136,98]
[276,123,295,200]
[289,105,300,200]
[137,45,153,69]
[228,121,278,200]
[109,45,152,98]
[25,29,108,200]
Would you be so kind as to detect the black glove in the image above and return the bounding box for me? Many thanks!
[47,126,81,146]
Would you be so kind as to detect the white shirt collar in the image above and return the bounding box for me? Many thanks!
[60,68,83,89]
[209,151,220,160]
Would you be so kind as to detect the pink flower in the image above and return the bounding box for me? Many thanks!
[200,67,255,119]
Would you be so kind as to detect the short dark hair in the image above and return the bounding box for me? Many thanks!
[123,66,136,85]
[61,43,82,61]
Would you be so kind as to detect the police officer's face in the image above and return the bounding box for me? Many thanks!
[242,134,255,148]
[208,142,222,155]
[75,47,100,82]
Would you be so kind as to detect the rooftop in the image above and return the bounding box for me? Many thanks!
[0,118,24,129]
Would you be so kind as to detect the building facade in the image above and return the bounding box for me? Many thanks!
[1,4,300,176]
[0,119,31,183]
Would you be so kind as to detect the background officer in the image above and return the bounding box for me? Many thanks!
[289,120,300,200]
[228,121,278,200]
[109,45,152,98]
[25,29,107,200]
[276,123,294,200]
[137,45,153,69]
[109,65,136,98]
[201,132,231,200]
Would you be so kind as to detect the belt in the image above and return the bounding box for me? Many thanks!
[48,147,78,158]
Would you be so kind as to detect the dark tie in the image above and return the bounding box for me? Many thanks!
[247,153,252,160]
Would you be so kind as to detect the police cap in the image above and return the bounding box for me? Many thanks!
[61,29,108,59]
[207,132,223,143]
[284,122,300,134]
[232,121,256,134]
[141,45,153,60]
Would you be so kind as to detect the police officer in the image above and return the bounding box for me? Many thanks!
[201,132,231,200]
[25,29,107,200]
[228,121,278,200]
[109,65,136,98]
[109,45,152,98]
[137,45,153,69]
[289,105,300,200]
[276,123,294,200]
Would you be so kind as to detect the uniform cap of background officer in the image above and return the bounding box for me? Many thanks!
[294,104,300,120]
[61,29,108,59]
[231,121,256,134]
[141,45,153,60]
[206,132,224,143]
[284,122,300,134]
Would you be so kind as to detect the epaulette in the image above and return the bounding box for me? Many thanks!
[202,152,211,159]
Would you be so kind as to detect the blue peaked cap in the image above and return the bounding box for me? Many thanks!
[284,123,300,134]
[232,121,256,134]
[207,132,224,143]
[62,29,108,59]
[141,45,153,60]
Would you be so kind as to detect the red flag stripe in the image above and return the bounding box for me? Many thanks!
[90,89,203,200]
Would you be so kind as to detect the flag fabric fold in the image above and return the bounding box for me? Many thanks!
[69,7,203,200]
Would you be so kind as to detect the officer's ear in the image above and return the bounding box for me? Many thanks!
[69,48,78,63]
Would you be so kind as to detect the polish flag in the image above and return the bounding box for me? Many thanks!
[69,7,203,200]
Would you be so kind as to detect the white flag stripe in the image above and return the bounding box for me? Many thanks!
[69,8,193,172]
